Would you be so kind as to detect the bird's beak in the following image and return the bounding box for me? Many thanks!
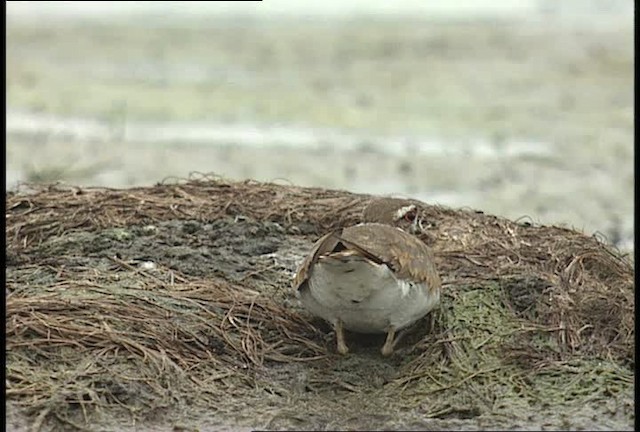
[408,212,427,235]
[409,215,422,234]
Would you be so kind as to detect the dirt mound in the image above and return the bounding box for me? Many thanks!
[5,174,634,431]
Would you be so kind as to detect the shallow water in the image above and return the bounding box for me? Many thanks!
[7,110,552,158]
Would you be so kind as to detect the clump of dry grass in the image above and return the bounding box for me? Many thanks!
[6,260,327,429]
[6,173,367,252]
[413,202,634,365]
[5,174,634,430]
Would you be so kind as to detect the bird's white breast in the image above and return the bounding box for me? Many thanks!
[299,255,439,333]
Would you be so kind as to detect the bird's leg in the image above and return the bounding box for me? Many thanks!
[381,326,397,356]
[334,319,349,355]
[428,311,437,332]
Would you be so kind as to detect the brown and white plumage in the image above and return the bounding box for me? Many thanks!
[293,221,441,356]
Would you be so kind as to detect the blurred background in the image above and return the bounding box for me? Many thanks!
[6,0,634,252]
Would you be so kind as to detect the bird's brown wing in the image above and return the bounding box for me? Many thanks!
[340,223,441,295]
[292,229,343,291]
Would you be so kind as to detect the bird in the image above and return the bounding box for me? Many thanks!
[293,199,440,356]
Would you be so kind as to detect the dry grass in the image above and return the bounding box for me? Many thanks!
[5,174,634,430]
[6,173,367,250]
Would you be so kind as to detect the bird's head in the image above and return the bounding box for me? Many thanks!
[362,198,424,234]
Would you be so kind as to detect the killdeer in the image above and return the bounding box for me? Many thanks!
[293,202,440,356]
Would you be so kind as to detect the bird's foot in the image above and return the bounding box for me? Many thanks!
[381,326,397,356]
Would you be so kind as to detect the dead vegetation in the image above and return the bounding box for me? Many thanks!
[5,174,635,431]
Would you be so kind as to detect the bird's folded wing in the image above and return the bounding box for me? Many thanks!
[293,229,342,291]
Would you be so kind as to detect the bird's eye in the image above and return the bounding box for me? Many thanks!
[403,209,417,222]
